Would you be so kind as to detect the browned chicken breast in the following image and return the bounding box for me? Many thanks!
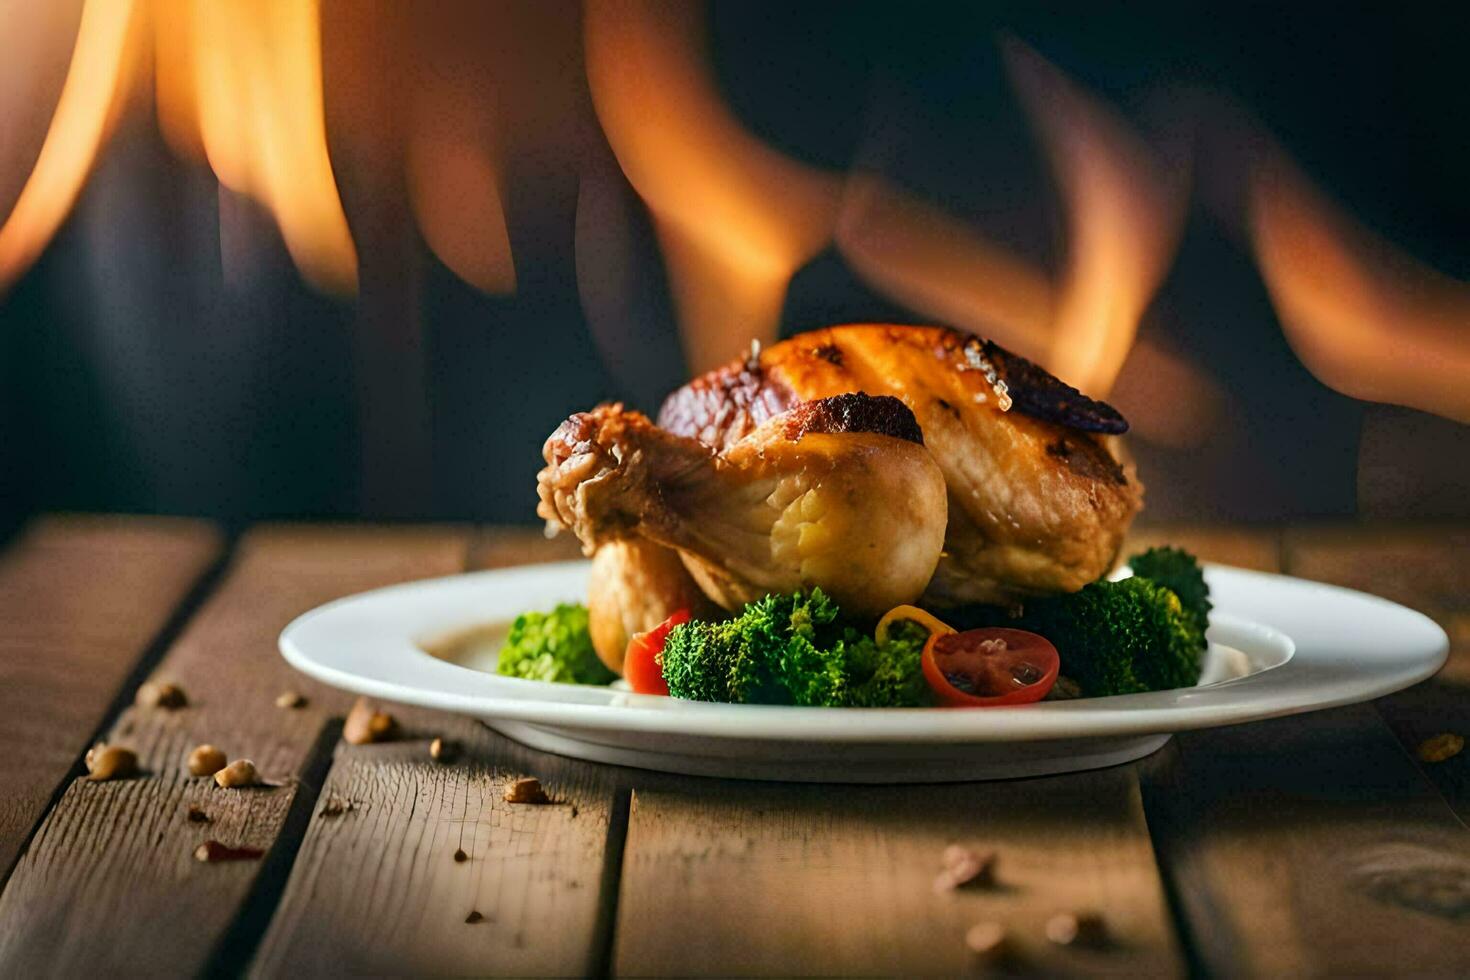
[658,324,1143,605]
[538,393,948,617]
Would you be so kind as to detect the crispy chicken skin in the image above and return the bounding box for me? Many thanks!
[658,325,1143,605]
[586,539,718,673]
[538,393,948,617]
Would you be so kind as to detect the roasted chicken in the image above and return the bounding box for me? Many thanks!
[657,325,1143,605]
[538,393,949,617]
[585,539,719,672]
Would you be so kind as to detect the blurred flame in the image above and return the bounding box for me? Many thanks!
[1004,38,1186,396]
[834,171,1055,361]
[155,0,358,293]
[0,0,139,292]
[406,111,516,296]
[584,0,840,372]
[1251,151,1470,423]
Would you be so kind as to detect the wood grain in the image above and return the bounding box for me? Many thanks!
[1140,705,1470,976]
[0,524,469,976]
[251,526,621,977]
[251,724,623,977]
[1140,526,1470,976]
[0,515,221,879]
[615,770,1181,977]
[1284,525,1470,817]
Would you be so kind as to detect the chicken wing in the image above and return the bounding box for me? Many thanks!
[538,393,948,617]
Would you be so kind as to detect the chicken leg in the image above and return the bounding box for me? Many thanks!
[538,393,948,617]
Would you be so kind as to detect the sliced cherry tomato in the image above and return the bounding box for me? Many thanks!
[921,627,1059,707]
[624,609,691,696]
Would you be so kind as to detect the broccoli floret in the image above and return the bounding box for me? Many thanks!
[846,620,931,708]
[496,603,616,685]
[661,589,933,707]
[1010,577,1205,697]
[1129,546,1212,636]
[964,578,1205,702]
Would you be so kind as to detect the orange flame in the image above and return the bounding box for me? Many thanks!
[834,171,1055,361]
[405,98,516,296]
[155,0,358,294]
[584,0,840,372]
[0,0,140,293]
[1250,151,1470,423]
[1004,39,1186,396]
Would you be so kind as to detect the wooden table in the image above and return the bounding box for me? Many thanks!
[0,516,1465,977]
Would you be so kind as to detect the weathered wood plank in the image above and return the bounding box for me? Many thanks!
[251,527,619,977]
[251,724,623,977]
[1284,525,1470,817]
[1140,525,1470,976]
[0,524,469,977]
[615,770,1182,977]
[1140,705,1470,976]
[0,515,221,879]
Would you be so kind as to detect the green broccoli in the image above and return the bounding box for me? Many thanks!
[845,620,931,708]
[496,603,616,685]
[1011,577,1205,697]
[1128,546,1212,637]
[660,589,933,707]
[952,562,1207,698]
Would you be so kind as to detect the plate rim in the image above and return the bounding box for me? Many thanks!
[279,560,1448,743]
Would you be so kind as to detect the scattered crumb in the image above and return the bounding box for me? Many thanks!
[214,759,260,788]
[187,744,227,778]
[186,805,211,824]
[86,744,139,781]
[1045,911,1107,948]
[504,777,551,805]
[194,840,265,863]
[453,848,468,863]
[137,681,187,710]
[1416,733,1464,764]
[319,798,346,818]
[464,910,484,924]
[344,697,397,745]
[275,690,307,709]
[934,845,997,892]
[965,921,1010,961]
[430,737,457,763]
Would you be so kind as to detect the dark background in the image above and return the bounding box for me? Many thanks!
[3,0,1468,539]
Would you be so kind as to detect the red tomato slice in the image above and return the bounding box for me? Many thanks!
[624,609,691,696]
[921,628,1059,707]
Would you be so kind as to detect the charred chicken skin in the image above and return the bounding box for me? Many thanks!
[538,393,948,617]
[657,325,1143,605]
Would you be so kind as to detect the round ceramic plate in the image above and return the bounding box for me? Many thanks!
[280,562,1447,783]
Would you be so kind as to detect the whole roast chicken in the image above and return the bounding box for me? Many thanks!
[537,324,1142,665]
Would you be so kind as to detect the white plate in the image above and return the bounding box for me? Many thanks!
[280,562,1447,783]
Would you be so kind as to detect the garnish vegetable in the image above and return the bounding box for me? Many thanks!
[1128,546,1212,637]
[963,576,1204,697]
[660,589,933,707]
[624,610,690,696]
[496,603,617,685]
[921,627,1060,707]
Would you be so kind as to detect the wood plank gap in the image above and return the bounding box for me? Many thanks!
[249,527,619,977]
[204,716,344,978]
[588,786,632,980]
[0,532,236,894]
[0,520,223,899]
[0,524,473,976]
